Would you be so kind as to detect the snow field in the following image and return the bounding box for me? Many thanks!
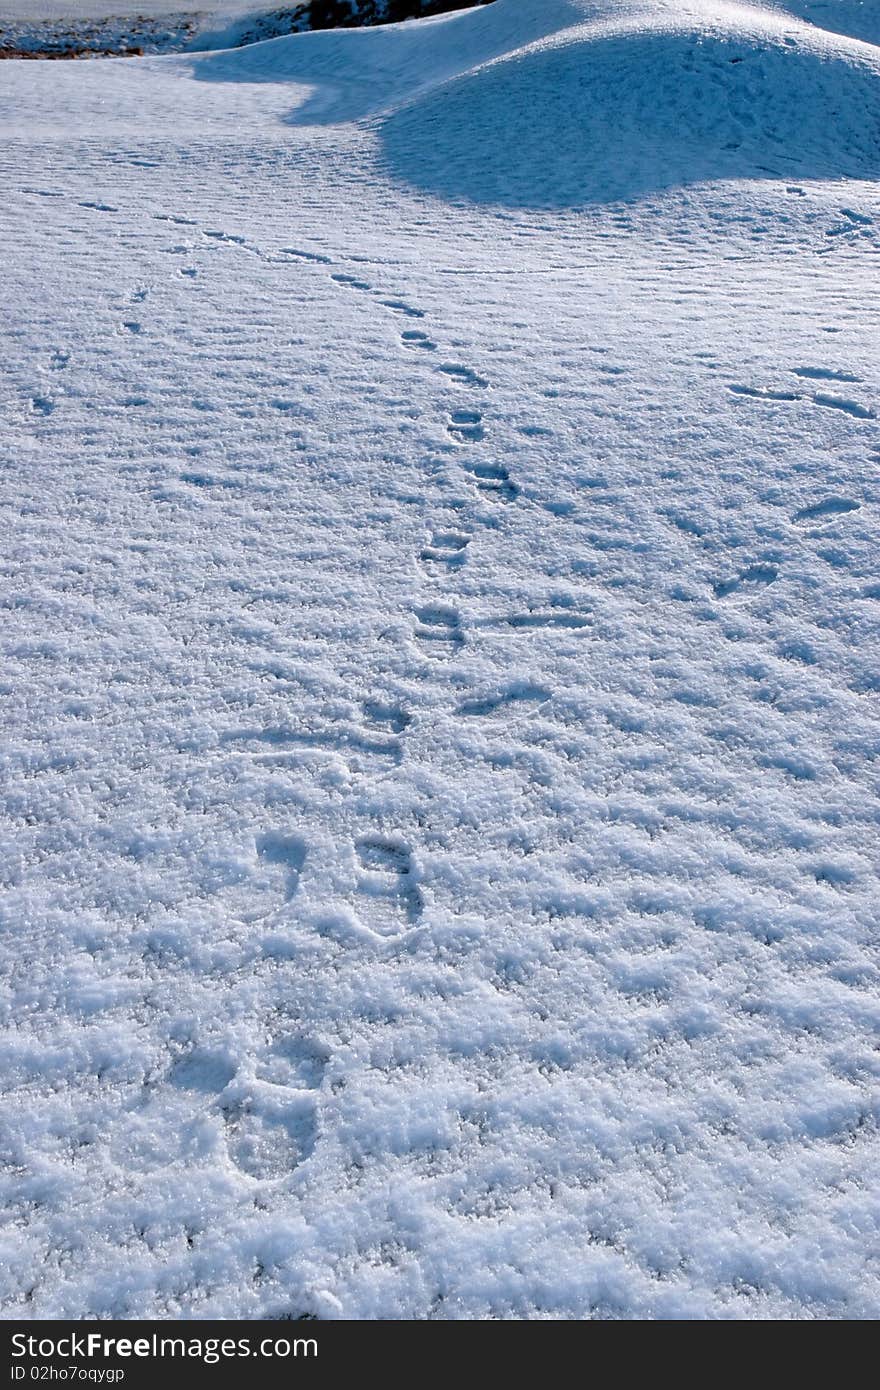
[1,0,879,1319]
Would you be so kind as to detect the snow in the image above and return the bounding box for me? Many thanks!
[774,1,880,47]
[1,0,879,1320]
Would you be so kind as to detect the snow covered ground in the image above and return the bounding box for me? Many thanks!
[1,0,879,1320]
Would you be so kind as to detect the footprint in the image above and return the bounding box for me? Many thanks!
[494,604,590,631]
[180,268,198,278]
[78,201,116,213]
[203,230,246,245]
[30,396,54,416]
[457,683,551,717]
[792,366,862,384]
[466,461,519,503]
[121,321,142,335]
[255,833,307,902]
[439,363,489,389]
[361,700,410,735]
[380,299,424,319]
[180,470,238,490]
[401,329,436,351]
[49,349,69,371]
[826,208,874,237]
[197,834,307,924]
[169,1049,236,1094]
[331,273,371,291]
[419,530,470,574]
[413,604,465,658]
[447,410,485,443]
[355,835,422,931]
[255,1036,329,1091]
[712,564,778,599]
[794,498,860,524]
[280,247,332,264]
[811,394,875,420]
[153,213,197,227]
[225,1095,317,1180]
[222,722,402,773]
[729,384,800,402]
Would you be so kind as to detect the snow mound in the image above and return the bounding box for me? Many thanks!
[772,1,880,49]
[191,0,583,120]
[191,0,880,205]
[378,12,880,206]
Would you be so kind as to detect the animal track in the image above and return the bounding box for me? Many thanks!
[401,330,436,351]
[712,564,778,599]
[466,461,519,503]
[447,410,485,443]
[121,321,141,335]
[154,213,196,227]
[419,530,470,574]
[355,835,422,931]
[413,604,465,659]
[31,396,54,416]
[78,201,116,213]
[49,349,69,371]
[794,498,860,524]
[438,363,489,389]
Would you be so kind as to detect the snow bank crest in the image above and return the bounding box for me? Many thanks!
[191,1,880,204]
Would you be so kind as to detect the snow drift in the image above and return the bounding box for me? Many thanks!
[192,0,880,205]
[380,17,880,205]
